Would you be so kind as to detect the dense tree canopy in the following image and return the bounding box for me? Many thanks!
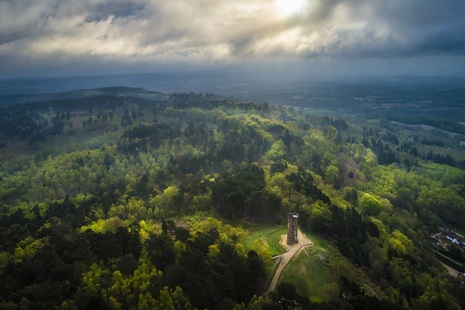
[0,89,464,309]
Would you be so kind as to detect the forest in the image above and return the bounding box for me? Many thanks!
[1,87,465,309]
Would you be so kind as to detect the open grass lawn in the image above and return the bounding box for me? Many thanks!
[279,232,339,302]
[242,225,287,257]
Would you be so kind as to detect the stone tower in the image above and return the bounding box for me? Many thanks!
[287,212,299,245]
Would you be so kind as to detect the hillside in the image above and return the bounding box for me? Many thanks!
[1,88,465,309]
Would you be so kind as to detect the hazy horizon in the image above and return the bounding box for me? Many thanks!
[2,72,465,112]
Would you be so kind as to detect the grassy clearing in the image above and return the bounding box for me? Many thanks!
[37,129,121,157]
[279,232,339,302]
[0,141,31,163]
[242,225,287,257]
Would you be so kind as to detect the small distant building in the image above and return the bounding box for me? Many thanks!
[287,212,299,245]
[443,227,461,244]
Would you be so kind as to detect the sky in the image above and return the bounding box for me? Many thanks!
[1,0,465,78]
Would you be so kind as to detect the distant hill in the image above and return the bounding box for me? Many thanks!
[0,86,166,105]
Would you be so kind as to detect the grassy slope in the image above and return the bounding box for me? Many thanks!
[242,225,288,257]
[279,232,338,302]
[242,226,347,302]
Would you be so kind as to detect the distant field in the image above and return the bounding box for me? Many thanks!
[302,107,339,116]
[242,225,287,257]
[279,232,339,302]
[0,120,122,164]
[43,130,121,154]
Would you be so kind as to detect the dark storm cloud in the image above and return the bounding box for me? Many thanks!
[376,0,465,56]
[294,0,465,58]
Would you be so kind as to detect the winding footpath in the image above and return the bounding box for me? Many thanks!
[268,229,314,292]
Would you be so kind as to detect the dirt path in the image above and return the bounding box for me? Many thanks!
[268,229,313,292]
